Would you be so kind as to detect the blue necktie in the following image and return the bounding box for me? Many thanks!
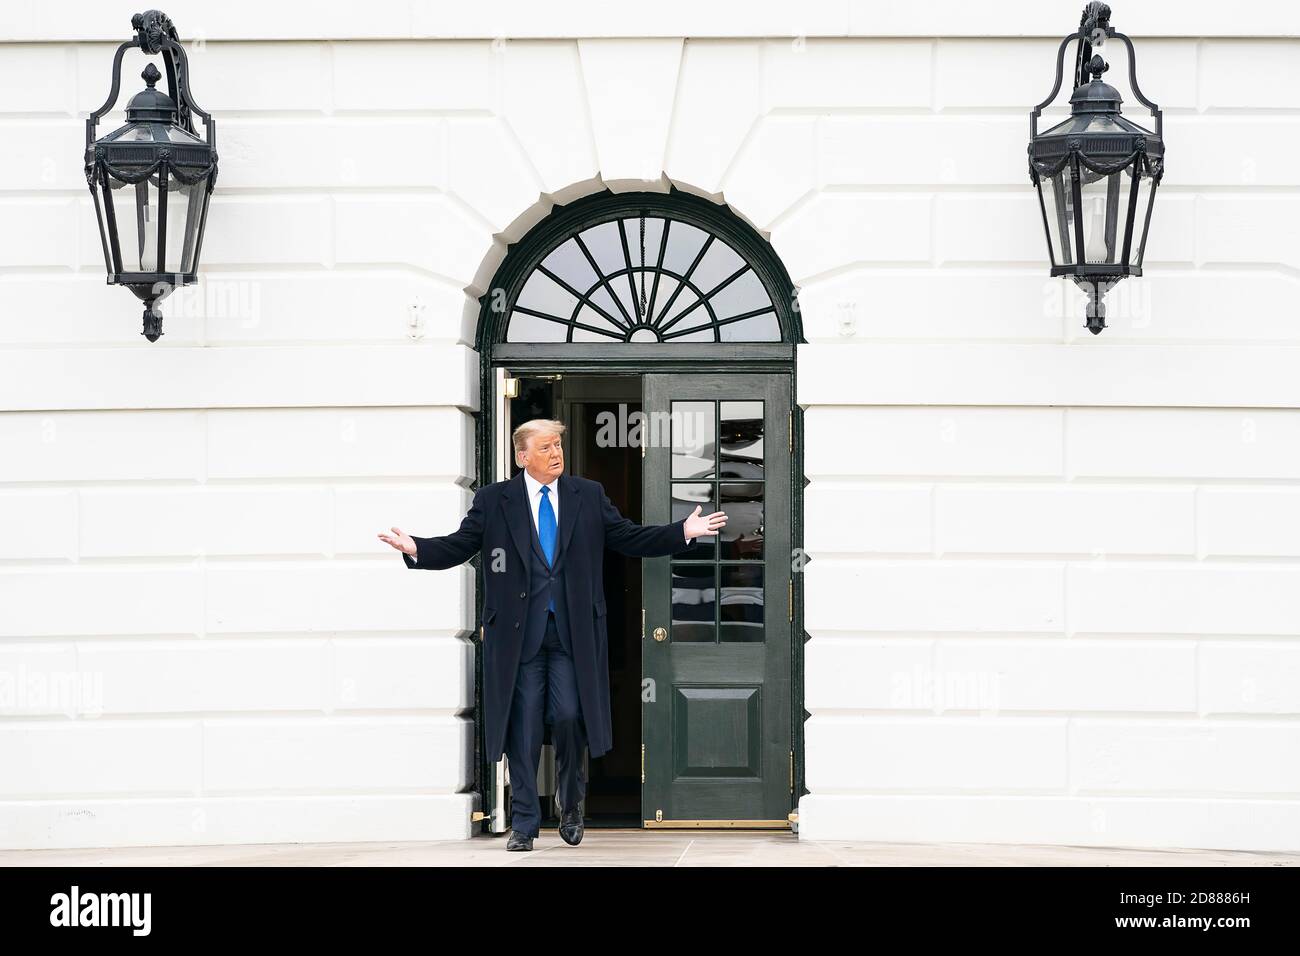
[538,484,557,612]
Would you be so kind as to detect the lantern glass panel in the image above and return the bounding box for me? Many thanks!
[1130,171,1156,268]
[1078,165,1135,265]
[164,178,207,274]
[1082,169,1116,264]
[1077,113,1128,134]
[1041,165,1078,266]
[107,171,161,273]
[1033,182,1057,266]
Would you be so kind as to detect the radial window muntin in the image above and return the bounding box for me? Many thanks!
[499,194,791,344]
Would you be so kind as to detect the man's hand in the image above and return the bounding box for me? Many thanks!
[378,526,417,557]
[683,505,727,540]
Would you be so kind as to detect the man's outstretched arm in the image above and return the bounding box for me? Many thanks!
[601,488,725,558]
[388,486,486,570]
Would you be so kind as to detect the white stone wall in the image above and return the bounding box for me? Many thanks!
[1,2,1298,850]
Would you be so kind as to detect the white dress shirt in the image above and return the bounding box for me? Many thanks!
[519,469,693,544]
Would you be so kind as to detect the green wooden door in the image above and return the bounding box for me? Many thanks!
[642,373,792,827]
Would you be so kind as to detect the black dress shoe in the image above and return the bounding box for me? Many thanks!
[558,807,584,846]
[506,830,534,851]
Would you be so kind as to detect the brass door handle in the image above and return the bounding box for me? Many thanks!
[652,626,667,642]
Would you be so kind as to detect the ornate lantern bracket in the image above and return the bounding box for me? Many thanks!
[1029,2,1163,146]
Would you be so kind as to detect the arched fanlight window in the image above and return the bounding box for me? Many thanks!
[490,192,797,345]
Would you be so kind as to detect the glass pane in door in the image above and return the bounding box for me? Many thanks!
[720,563,764,642]
[720,401,763,479]
[673,482,717,561]
[671,562,716,642]
[719,481,762,559]
[671,401,715,479]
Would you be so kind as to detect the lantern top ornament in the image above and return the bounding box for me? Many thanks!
[124,63,176,122]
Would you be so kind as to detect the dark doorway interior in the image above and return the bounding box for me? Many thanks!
[505,373,643,829]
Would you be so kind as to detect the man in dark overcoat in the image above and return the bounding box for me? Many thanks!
[379,418,726,849]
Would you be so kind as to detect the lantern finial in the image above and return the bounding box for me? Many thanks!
[142,303,165,343]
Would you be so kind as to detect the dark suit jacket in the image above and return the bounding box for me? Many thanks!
[402,468,696,761]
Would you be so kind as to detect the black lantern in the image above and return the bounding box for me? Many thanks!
[85,10,217,342]
[1028,2,1163,334]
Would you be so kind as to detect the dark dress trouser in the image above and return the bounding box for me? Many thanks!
[505,609,588,838]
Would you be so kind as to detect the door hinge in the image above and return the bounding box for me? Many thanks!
[641,607,645,640]
[479,625,484,641]
[641,743,645,784]
[641,440,646,459]
[789,750,794,792]
[788,578,793,623]
[788,410,792,451]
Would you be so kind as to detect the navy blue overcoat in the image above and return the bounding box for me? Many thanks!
[402,468,695,762]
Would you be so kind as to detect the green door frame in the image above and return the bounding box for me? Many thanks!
[469,189,809,833]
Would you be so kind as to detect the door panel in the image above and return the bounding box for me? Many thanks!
[642,373,792,826]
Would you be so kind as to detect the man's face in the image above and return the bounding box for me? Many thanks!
[520,430,564,482]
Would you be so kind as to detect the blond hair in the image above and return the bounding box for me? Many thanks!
[512,418,566,456]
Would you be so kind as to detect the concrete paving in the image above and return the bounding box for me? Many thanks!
[2,830,1297,867]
